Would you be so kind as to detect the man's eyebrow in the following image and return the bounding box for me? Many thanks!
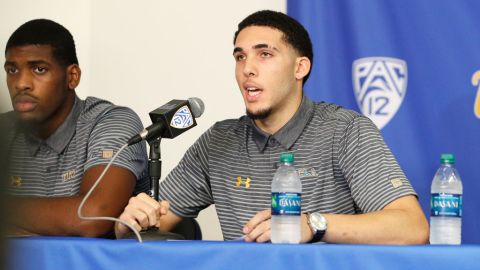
[27,60,50,66]
[233,44,279,55]
[252,43,278,51]
[4,60,51,68]
[233,47,243,54]
[4,59,50,65]
[4,61,14,68]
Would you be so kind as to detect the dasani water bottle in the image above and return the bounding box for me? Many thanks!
[271,152,302,244]
[430,153,463,245]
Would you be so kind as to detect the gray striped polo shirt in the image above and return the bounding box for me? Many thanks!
[4,95,149,197]
[159,96,416,240]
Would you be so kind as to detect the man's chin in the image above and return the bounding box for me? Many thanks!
[246,108,272,120]
[14,114,41,130]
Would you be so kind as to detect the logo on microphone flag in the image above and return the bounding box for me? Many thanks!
[352,57,408,129]
[170,105,194,129]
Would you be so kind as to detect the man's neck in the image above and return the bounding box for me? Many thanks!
[254,92,303,135]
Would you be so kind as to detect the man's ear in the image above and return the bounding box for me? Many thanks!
[66,64,81,90]
[295,56,311,81]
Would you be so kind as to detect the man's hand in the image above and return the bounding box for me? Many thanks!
[243,209,271,242]
[243,209,313,243]
[115,193,170,239]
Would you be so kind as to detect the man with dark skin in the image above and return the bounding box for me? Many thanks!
[3,19,148,237]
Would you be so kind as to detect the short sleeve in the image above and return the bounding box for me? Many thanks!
[158,128,214,218]
[84,106,149,194]
[336,115,416,212]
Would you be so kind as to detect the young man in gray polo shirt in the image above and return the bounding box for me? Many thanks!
[2,19,149,237]
[116,10,429,244]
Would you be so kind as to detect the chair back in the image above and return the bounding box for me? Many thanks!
[171,218,202,240]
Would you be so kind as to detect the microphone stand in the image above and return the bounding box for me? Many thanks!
[123,138,184,241]
[149,138,161,201]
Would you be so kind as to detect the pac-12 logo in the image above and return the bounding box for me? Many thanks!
[170,105,194,129]
[471,70,480,119]
[352,57,407,129]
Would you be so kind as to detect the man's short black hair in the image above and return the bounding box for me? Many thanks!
[5,19,79,67]
[234,10,313,83]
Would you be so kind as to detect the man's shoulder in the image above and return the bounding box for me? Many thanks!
[312,101,365,125]
[210,116,248,133]
[79,96,139,123]
[310,101,379,137]
[195,116,248,144]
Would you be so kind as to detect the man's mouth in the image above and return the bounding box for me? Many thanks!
[246,87,261,97]
[13,95,38,112]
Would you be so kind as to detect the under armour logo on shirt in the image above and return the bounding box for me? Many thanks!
[11,176,22,187]
[236,176,251,188]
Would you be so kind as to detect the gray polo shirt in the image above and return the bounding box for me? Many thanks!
[5,95,149,196]
[159,96,416,240]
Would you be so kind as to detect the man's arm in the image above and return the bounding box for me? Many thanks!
[9,165,136,237]
[312,195,429,244]
[243,195,429,244]
[115,193,182,239]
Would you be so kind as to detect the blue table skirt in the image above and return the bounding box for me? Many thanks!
[8,237,480,270]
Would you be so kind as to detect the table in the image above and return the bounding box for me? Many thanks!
[8,237,480,270]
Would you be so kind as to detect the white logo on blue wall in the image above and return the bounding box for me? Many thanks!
[170,105,194,129]
[352,57,407,129]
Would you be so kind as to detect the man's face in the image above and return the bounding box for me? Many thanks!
[233,26,301,120]
[4,44,73,131]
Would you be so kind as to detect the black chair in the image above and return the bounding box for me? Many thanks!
[171,218,202,240]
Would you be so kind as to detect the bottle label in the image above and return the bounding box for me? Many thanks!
[271,192,301,216]
[431,193,462,217]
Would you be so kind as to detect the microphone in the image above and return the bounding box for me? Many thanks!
[127,97,205,146]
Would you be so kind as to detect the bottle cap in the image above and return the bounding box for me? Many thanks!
[440,153,455,164]
[279,152,294,163]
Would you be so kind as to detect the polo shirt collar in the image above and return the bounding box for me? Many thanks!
[249,95,314,152]
[24,95,83,155]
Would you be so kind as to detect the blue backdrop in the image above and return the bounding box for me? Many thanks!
[288,0,480,244]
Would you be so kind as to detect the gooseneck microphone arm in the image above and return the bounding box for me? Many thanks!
[127,122,165,146]
[148,138,161,201]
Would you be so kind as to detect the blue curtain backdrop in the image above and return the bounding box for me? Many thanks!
[288,0,480,244]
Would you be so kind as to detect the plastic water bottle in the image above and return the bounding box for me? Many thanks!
[430,153,463,245]
[271,152,302,244]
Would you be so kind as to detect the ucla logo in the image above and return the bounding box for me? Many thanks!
[170,105,194,129]
[471,70,480,119]
[62,170,76,182]
[353,57,408,129]
[297,168,318,177]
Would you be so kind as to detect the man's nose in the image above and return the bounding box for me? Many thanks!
[243,59,257,78]
[14,70,33,92]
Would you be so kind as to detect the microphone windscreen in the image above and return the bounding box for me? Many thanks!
[188,97,205,118]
